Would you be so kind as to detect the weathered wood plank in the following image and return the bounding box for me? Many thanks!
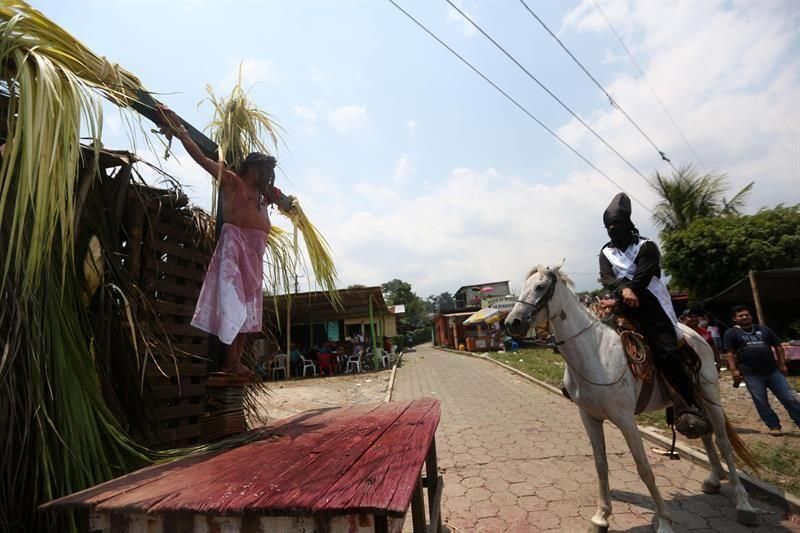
[143,278,202,300]
[41,400,441,519]
[150,384,206,400]
[144,256,206,282]
[145,402,410,514]
[145,363,208,378]
[156,323,206,339]
[146,238,207,264]
[148,219,200,243]
[87,407,356,512]
[152,299,196,318]
[318,398,440,515]
[155,403,205,420]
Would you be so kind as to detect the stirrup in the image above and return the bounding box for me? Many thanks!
[674,407,711,439]
[560,384,572,401]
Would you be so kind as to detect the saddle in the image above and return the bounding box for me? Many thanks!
[591,299,711,439]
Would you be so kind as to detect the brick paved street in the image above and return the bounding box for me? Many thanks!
[393,345,799,532]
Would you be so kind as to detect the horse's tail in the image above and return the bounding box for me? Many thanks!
[724,415,759,474]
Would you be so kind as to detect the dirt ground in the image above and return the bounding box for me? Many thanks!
[251,369,393,423]
[716,371,800,448]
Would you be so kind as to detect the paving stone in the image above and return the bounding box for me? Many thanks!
[393,347,795,533]
[464,486,491,503]
[460,476,483,489]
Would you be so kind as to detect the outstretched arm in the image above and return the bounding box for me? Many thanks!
[157,105,237,190]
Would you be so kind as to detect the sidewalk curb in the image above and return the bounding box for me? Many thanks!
[432,345,800,518]
[383,353,404,403]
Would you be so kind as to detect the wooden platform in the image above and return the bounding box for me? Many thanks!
[43,399,443,533]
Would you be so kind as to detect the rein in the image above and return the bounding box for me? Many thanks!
[516,273,629,387]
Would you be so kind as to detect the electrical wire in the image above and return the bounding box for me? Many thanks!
[518,0,680,174]
[447,0,654,187]
[591,0,707,171]
[387,0,653,214]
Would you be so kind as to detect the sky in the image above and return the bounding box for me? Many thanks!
[34,0,800,296]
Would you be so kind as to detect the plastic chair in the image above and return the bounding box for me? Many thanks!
[378,348,390,368]
[345,349,363,373]
[271,354,288,380]
[300,354,317,377]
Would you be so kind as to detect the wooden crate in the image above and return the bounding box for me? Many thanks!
[125,191,212,448]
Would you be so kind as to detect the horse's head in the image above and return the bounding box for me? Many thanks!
[505,265,561,337]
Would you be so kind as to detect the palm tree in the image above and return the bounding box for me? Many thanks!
[649,164,753,233]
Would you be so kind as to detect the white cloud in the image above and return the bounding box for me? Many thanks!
[219,58,282,93]
[293,104,317,122]
[407,119,417,136]
[393,155,414,181]
[446,1,478,37]
[309,66,332,84]
[328,104,368,133]
[556,0,800,213]
[305,166,618,295]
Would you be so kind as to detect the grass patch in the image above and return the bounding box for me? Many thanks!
[635,410,670,431]
[490,348,672,431]
[749,442,800,496]
[490,347,565,386]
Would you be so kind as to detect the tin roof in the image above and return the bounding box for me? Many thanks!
[264,286,391,323]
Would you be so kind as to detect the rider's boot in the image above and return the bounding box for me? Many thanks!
[658,354,711,439]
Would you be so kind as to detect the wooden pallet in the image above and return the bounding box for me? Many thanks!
[125,191,212,448]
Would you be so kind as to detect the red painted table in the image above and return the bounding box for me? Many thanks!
[42,398,443,533]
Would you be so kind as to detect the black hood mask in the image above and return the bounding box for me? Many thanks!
[603,193,638,249]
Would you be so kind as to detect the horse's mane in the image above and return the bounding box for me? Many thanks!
[527,264,576,290]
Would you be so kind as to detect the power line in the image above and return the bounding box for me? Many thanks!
[518,0,679,174]
[591,0,707,171]
[386,0,653,214]
[446,0,654,187]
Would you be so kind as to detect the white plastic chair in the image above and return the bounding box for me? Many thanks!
[388,345,399,364]
[271,354,288,380]
[345,349,363,374]
[300,354,317,377]
[378,348,389,368]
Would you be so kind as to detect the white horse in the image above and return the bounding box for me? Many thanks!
[505,265,758,533]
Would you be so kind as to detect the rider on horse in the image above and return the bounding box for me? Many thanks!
[598,193,708,437]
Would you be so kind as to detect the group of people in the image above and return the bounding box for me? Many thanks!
[254,336,397,379]
[598,192,799,437]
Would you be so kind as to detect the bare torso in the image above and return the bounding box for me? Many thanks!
[221,176,271,233]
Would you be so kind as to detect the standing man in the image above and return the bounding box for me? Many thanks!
[724,305,800,436]
[599,193,707,437]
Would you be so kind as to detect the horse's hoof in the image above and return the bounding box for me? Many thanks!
[701,480,721,494]
[736,509,759,526]
[588,524,609,533]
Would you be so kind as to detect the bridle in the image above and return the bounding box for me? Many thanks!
[515,271,601,346]
[515,271,625,387]
[515,271,558,321]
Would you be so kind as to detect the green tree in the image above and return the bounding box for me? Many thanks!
[650,165,753,234]
[426,292,455,314]
[381,279,428,328]
[662,205,800,298]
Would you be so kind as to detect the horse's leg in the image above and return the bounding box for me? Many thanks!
[579,410,612,532]
[614,415,673,533]
[699,432,726,494]
[702,398,758,525]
